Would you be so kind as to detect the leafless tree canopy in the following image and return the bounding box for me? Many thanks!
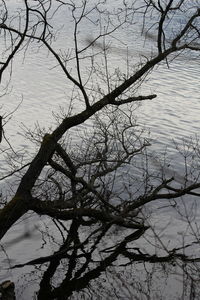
[0,0,200,299]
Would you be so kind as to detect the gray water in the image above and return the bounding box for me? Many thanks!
[0,1,200,298]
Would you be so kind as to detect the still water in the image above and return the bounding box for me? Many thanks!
[0,1,200,298]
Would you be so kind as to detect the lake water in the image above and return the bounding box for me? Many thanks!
[0,1,200,299]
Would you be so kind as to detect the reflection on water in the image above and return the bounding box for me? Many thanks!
[0,2,200,299]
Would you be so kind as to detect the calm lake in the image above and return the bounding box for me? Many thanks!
[0,1,200,299]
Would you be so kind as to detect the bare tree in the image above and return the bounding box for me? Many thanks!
[0,0,200,299]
